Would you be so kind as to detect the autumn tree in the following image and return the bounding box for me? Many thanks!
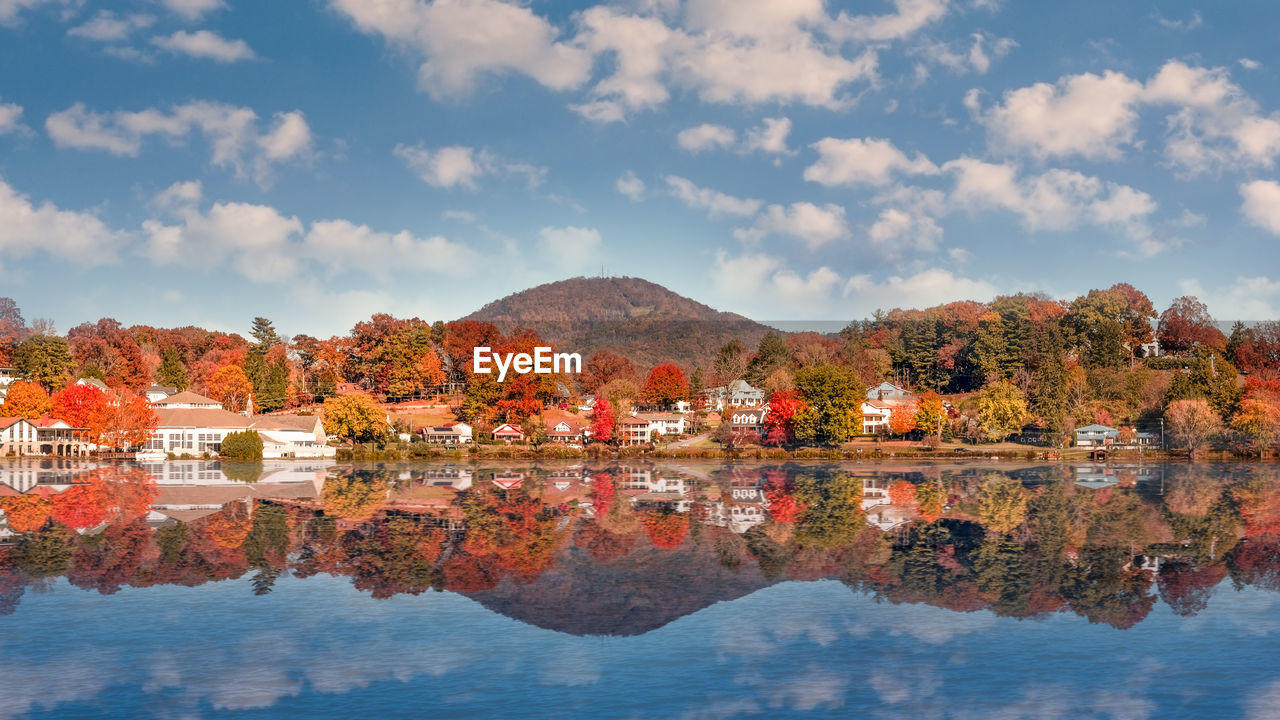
[50,383,107,430]
[888,480,918,507]
[793,364,864,445]
[642,364,689,408]
[97,390,159,449]
[713,340,749,385]
[323,394,389,445]
[745,332,791,387]
[914,391,947,439]
[0,495,52,533]
[67,318,149,389]
[888,403,918,436]
[0,297,24,365]
[763,389,807,445]
[1166,398,1222,454]
[642,509,690,550]
[207,364,253,412]
[0,381,51,419]
[12,334,74,390]
[977,381,1029,442]
[582,351,637,393]
[1158,296,1222,355]
[1232,392,1280,455]
[915,480,945,522]
[978,475,1028,534]
[590,394,616,443]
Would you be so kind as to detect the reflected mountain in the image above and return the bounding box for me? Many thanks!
[2,458,1279,635]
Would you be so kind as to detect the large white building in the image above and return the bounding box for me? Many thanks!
[142,391,333,458]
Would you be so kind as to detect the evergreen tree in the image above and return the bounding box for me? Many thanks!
[156,347,189,391]
[249,317,282,350]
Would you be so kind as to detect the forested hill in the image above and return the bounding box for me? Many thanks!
[460,276,773,368]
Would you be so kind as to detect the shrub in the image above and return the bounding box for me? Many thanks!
[220,430,264,460]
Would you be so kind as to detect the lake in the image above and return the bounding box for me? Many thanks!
[1,458,1278,719]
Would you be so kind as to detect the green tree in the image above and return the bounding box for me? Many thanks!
[220,430,264,460]
[744,332,790,387]
[156,347,189,391]
[972,311,1007,381]
[793,364,864,445]
[249,317,282,349]
[1030,326,1068,443]
[12,334,74,390]
[977,381,1029,442]
[793,472,863,548]
[978,475,1028,534]
[323,394,389,445]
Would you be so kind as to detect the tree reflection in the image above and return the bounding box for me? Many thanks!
[1,462,1279,633]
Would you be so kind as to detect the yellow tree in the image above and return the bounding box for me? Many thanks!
[323,394,389,445]
[207,364,253,412]
[977,381,1028,442]
[978,475,1028,534]
[914,391,946,438]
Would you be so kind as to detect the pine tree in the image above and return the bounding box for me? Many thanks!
[156,347,189,391]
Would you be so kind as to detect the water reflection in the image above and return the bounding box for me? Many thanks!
[2,458,1278,635]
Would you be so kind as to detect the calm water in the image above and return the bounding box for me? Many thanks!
[1,459,1278,719]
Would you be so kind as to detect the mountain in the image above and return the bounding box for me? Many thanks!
[460,276,773,368]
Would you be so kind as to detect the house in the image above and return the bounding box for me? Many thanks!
[637,412,686,438]
[145,385,178,403]
[492,423,525,443]
[152,391,224,410]
[75,377,110,392]
[250,415,335,458]
[619,416,652,445]
[491,471,525,490]
[1074,424,1120,447]
[861,400,893,434]
[0,417,37,456]
[546,420,583,444]
[700,380,766,411]
[577,396,597,413]
[0,366,14,398]
[145,407,252,455]
[866,381,914,402]
[728,406,768,437]
[422,422,474,445]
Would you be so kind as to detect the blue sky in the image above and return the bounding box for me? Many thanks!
[2,0,1279,338]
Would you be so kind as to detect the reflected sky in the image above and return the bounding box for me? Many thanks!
[3,574,1280,719]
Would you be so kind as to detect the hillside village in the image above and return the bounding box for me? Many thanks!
[1,278,1278,460]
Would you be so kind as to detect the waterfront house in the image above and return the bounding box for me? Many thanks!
[637,412,686,438]
[728,406,769,439]
[620,416,651,445]
[866,381,913,401]
[422,422,474,445]
[1074,424,1120,447]
[861,400,893,435]
[250,415,336,458]
[546,420,583,444]
[146,407,251,455]
[152,391,224,410]
[492,423,525,443]
[0,417,36,456]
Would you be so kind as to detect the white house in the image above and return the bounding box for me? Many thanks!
[146,407,251,455]
[250,415,335,458]
[700,380,766,411]
[861,401,893,435]
[75,377,110,392]
[152,391,224,410]
[422,422,474,445]
[866,381,913,401]
[637,412,686,438]
[546,420,583,444]
[1074,424,1119,447]
[0,417,38,456]
[145,385,177,403]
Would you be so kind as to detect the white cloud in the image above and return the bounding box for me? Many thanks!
[805,137,939,186]
[1240,180,1280,235]
[616,170,646,201]
[868,207,943,255]
[845,268,997,313]
[305,219,477,279]
[945,157,1159,252]
[395,144,485,189]
[536,226,603,273]
[571,7,675,121]
[1155,10,1202,32]
[158,0,224,21]
[743,117,792,155]
[830,0,950,42]
[67,11,154,41]
[735,202,849,249]
[919,32,1015,75]
[1240,58,1261,70]
[151,179,203,210]
[143,201,303,282]
[0,99,23,134]
[1178,276,1280,321]
[976,70,1144,159]
[664,175,761,217]
[710,250,841,315]
[45,101,312,182]
[0,0,69,25]
[677,123,736,153]
[152,30,256,62]
[330,0,592,98]
[0,176,127,270]
[393,143,545,191]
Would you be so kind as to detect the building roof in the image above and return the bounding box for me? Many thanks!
[492,423,524,435]
[0,416,25,430]
[153,390,222,407]
[1075,424,1119,434]
[251,415,321,432]
[620,416,650,426]
[154,407,252,429]
[863,400,893,410]
[638,413,682,422]
[76,377,110,391]
[147,384,178,394]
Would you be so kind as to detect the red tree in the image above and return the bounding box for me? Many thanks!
[763,471,805,523]
[1158,296,1223,355]
[98,391,159,450]
[889,480,918,506]
[643,364,688,407]
[591,394,616,443]
[642,510,689,550]
[763,390,807,444]
[51,383,109,433]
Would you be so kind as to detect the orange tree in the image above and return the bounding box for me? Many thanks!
[642,508,689,549]
[643,364,689,408]
[1,380,51,419]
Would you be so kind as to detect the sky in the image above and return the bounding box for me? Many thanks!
[2,0,1280,339]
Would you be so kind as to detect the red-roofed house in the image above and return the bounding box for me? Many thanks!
[492,423,524,443]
